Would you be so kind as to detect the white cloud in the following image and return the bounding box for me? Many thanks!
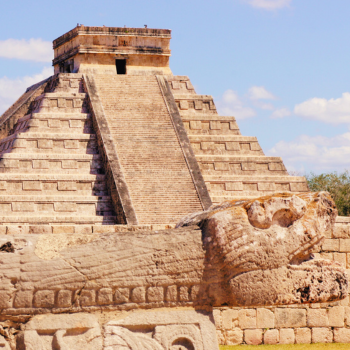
[268,133,350,172]
[217,89,256,119]
[0,38,52,62]
[0,67,53,115]
[243,0,292,10]
[294,92,350,124]
[271,107,291,118]
[248,86,276,100]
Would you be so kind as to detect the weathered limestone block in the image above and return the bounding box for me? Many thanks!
[264,329,279,345]
[295,328,311,344]
[280,328,295,344]
[244,329,262,345]
[312,327,333,343]
[225,328,243,345]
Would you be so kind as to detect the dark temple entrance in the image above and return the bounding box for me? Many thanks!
[116,59,126,74]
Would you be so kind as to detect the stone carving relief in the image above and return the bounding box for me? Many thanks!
[17,314,102,350]
[104,310,215,350]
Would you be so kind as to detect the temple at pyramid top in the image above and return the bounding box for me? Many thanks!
[53,25,172,75]
[0,26,309,228]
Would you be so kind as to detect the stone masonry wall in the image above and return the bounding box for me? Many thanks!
[214,216,350,346]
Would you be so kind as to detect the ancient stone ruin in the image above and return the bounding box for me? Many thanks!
[0,25,349,348]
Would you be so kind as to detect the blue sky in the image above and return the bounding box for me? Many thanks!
[0,0,350,174]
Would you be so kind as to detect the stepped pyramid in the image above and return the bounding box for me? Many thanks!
[0,25,308,227]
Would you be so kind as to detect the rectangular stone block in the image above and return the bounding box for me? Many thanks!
[131,287,146,303]
[12,202,35,212]
[0,290,13,308]
[238,309,256,329]
[52,226,75,234]
[322,239,340,252]
[280,328,295,344]
[264,329,279,345]
[214,162,229,171]
[312,328,333,343]
[56,290,73,308]
[194,100,203,110]
[340,239,350,252]
[179,286,189,301]
[275,308,306,328]
[210,121,221,130]
[295,328,311,344]
[57,182,77,191]
[250,142,261,151]
[64,140,79,149]
[114,288,130,304]
[33,290,55,308]
[333,252,346,266]
[73,99,83,108]
[333,224,350,238]
[29,225,52,234]
[2,159,19,168]
[32,160,49,169]
[75,225,92,234]
[258,183,276,191]
[14,291,32,308]
[307,309,328,327]
[328,306,345,327]
[147,287,164,302]
[79,290,96,306]
[23,181,41,191]
[0,181,6,190]
[269,162,284,171]
[58,98,66,108]
[37,139,53,149]
[179,100,189,110]
[98,288,113,305]
[225,182,243,191]
[54,203,77,212]
[189,121,201,130]
[48,119,61,128]
[257,308,274,328]
[242,163,256,171]
[334,328,350,343]
[165,285,177,302]
[225,142,240,151]
[226,328,243,345]
[222,309,238,330]
[62,160,78,169]
[69,120,82,128]
[244,329,262,345]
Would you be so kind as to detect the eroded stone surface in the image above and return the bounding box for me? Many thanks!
[178,192,348,307]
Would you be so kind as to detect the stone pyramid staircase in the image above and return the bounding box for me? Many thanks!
[166,75,309,204]
[91,75,204,224]
[0,74,116,225]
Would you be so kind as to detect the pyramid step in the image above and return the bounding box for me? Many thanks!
[13,115,93,135]
[0,216,116,225]
[181,115,240,135]
[0,154,104,174]
[196,155,288,175]
[189,135,263,156]
[0,178,108,196]
[0,196,114,216]
[0,133,98,154]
